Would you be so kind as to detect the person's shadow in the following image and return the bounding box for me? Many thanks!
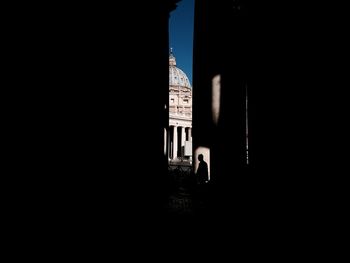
[196,154,208,185]
[193,154,210,214]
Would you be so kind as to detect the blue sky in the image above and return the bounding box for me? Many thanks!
[169,0,194,85]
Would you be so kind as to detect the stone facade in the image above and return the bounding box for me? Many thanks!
[166,51,192,162]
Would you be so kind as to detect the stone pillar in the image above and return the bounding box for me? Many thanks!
[187,127,193,162]
[181,126,186,146]
[164,128,167,156]
[181,126,186,158]
[172,125,178,160]
[168,128,171,160]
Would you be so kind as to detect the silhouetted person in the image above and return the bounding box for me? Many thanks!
[196,154,208,184]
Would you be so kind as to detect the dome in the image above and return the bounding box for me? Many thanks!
[169,51,191,89]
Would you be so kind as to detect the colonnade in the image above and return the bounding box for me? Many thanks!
[164,125,192,160]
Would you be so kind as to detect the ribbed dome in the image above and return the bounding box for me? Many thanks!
[169,51,191,89]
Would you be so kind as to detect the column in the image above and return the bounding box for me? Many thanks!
[164,128,167,156]
[187,127,193,162]
[188,127,192,141]
[167,128,171,160]
[181,126,186,146]
[172,125,178,160]
[181,126,186,158]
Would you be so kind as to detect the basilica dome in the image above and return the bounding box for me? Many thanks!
[169,52,191,89]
